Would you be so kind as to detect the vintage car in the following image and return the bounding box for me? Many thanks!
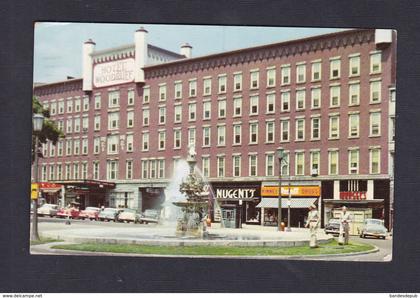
[98,208,121,222]
[79,207,101,220]
[37,203,58,217]
[324,218,340,236]
[360,219,388,239]
[56,207,80,219]
[139,209,160,224]
[117,209,142,223]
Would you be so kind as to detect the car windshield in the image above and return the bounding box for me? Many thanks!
[86,207,99,211]
[329,219,340,224]
[366,219,383,225]
[103,208,116,212]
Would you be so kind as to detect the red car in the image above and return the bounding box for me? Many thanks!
[56,207,80,219]
[79,207,100,221]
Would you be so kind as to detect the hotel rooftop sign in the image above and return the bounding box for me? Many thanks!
[93,58,135,88]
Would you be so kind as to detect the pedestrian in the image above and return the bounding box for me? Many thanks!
[305,204,320,248]
[338,206,351,245]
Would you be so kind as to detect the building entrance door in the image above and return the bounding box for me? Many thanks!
[222,208,236,228]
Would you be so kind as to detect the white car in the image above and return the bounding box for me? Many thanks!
[360,219,388,239]
[37,204,59,217]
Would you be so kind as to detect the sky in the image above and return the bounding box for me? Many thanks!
[33,23,346,83]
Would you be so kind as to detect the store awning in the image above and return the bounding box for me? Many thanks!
[256,197,317,209]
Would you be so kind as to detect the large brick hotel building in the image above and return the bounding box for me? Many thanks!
[33,28,396,231]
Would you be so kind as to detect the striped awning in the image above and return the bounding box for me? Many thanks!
[256,197,317,209]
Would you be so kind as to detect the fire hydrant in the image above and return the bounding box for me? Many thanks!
[206,217,211,227]
[280,222,286,231]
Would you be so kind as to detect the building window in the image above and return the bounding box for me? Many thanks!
[74,99,81,112]
[218,100,226,118]
[143,87,150,103]
[329,116,340,139]
[311,117,321,140]
[189,103,196,121]
[159,107,166,124]
[108,112,119,130]
[296,118,305,141]
[159,84,166,101]
[280,120,289,142]
[94,116,100,131]
[328,150,339,175]
[233,97,242,117]
[266,67,276,87]
[150,160,157,179]
[58,101,64,114]
[281,152,290,176]
[349,114,360,138]
[94,95,101,109]
[126,160,133,180]
[311,61,321,81]
[74,117,80,133]
[281,92,290,112]
[349,149,359,174]
[202,157,210,178]
[66,118,72,133]
[158,131,166,150]
[57,141,63,156]
[218,75,227,93]
[107,160,118,180]
[217,156,225,177]
[64,164,71,180]
[250,95,259,115]
[57,120,64,132]
[250,70,259,89]
[82,117,89,132]
[390,88,396,102]
[217,125,226,146]
[188,128,196,146]
[67,99,73,113]
[390,116,395,141]
[48,164,55,181]
[126,134,133,152]
[266,121,275,143]
[174,81,182,99]
[370,112,381,137]
[93,161,99,180]
[107,135,118,154]
[127,90,135,106]
[370,81,381,103]
[266,154,274,176]
[142,132,149,151]
[143,109,150,126]
[108,91,120,108]
[349,83,360,106]
[311,88,321,109]
[41,165,47,181]
[49,143,55,157]
[158,160,165,178]
[296,90,305,110]
[189,80,197,97]
[370,52,382,74]
[42,143,48,157]
[81,162,88,180]
[249,155,258,176]
[56,164,62,180]
[73,163,79,180]
[310,151,320,175]
[349,55,360,76]
[174,129,181,149]
[233,124,241,145]
[370,148,381,174]
[281,65,290,85]
[330,58,341,79]
[93,137,100,154]
[295,152,305,176]
[65,139,72,156]
[127,111,134,128]
[203,127,211,147]
[203,78,211,95]
[73,139,80,155]
[172,105,181,123]
[266,93,275,114]
[203,101,211,120]
[296,63,306,83]
[249,123,258,144]
[83,96,89,111]
[330,85,341,107]
[233,155,241,177]
[82,138,88,155]
[141,160,149,179]
[233,73,242,91]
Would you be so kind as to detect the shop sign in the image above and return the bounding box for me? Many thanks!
[31,183,39,200]
[261,185,320,197]
[212,183,260,201]
[93,58,135,88]
[340,191,367,200]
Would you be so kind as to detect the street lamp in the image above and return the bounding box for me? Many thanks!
[286,178,292,232]
[277,147,285,232]
[31,113,44,241]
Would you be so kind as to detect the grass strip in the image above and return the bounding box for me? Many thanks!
[30,237,61,246]
[51,239,374,256]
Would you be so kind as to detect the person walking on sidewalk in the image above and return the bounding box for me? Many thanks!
[338,206,351,245]
[305,204,320,248]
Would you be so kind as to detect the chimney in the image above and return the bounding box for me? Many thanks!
[180,43,192,59]
[82,39,95,91]
[375,29,393,46]
[134,27,148,83]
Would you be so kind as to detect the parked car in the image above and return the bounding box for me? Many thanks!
[37,204,58,217]
[98,208,121,222]
[360,219,387,239]
[79,207,101,221]
[324,218,340,236]
[139,209,160,224]
[56,207,80,219]
[117,209,142,223]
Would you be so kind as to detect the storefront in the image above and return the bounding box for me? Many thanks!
[37,182,63,205]
[211,182,261,228]
[256,183,321,227]
[139,186,165,212]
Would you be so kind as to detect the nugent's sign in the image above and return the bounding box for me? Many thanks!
[212,182,260,201]
[93,58,135,88]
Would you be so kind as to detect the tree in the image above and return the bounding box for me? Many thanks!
[32,96,65,163]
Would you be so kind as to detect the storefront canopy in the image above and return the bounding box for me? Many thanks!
[256,197,317,209]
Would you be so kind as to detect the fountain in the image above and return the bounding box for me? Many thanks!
[172,144,209,238]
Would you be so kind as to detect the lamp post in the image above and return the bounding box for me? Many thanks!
[31,113,44,241]
[277,148,284,232]
[286,178,292,232]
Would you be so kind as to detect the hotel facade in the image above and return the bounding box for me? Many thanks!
[33,28,396,232]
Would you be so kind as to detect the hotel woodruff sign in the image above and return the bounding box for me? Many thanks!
[261,185,320,197]
[213,183,260,201]
[93,58,135,88]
